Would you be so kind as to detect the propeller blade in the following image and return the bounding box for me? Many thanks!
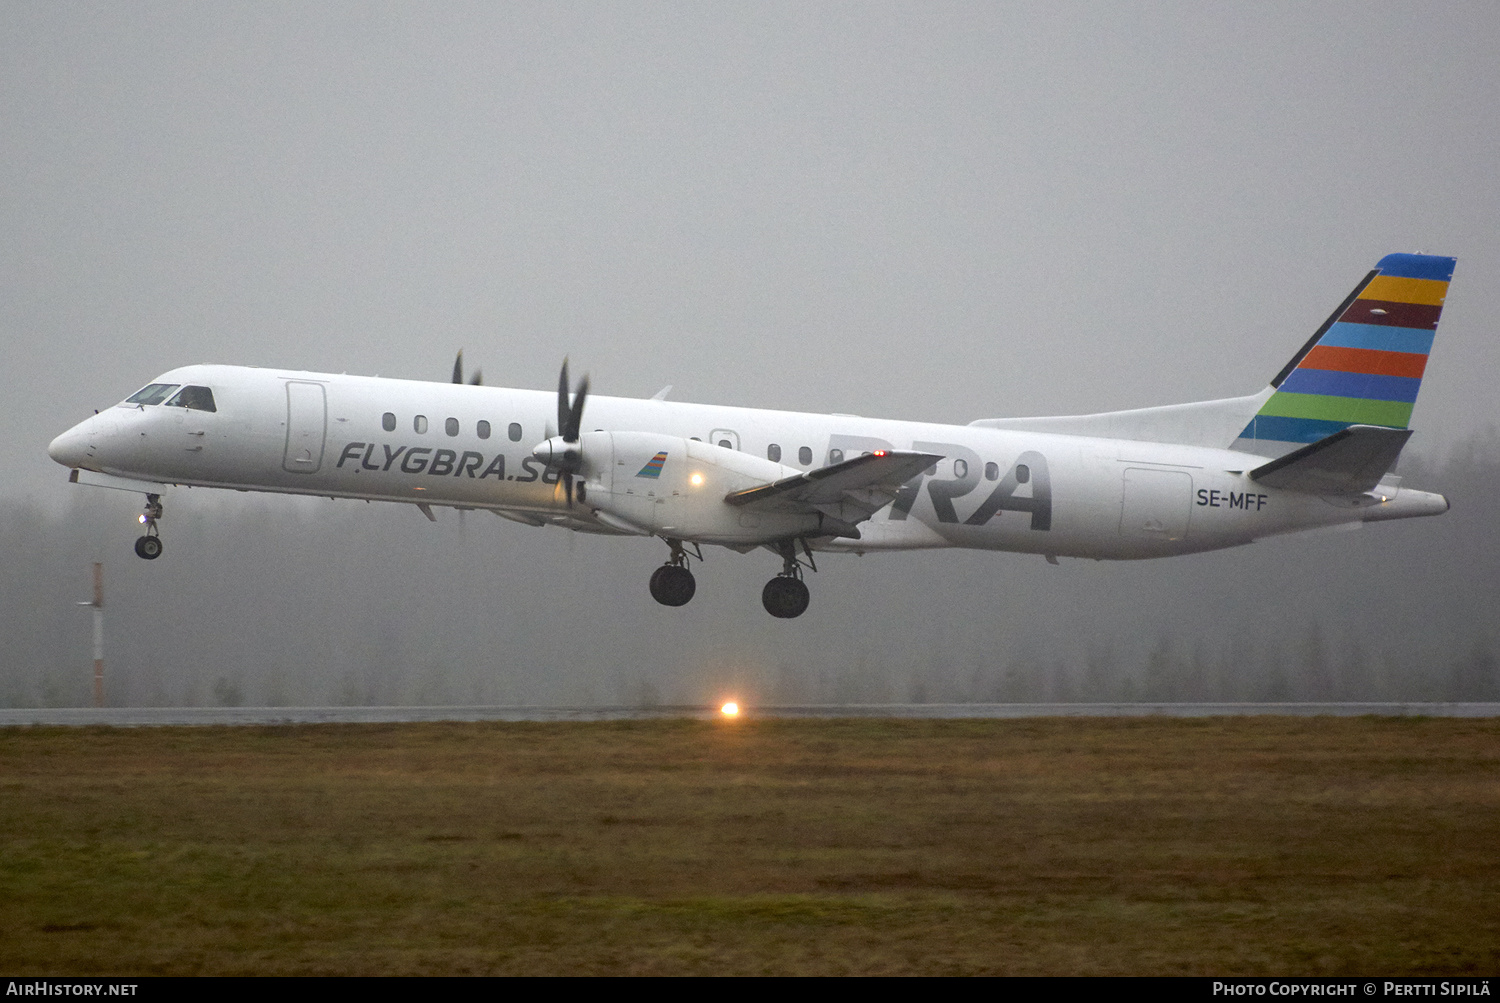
[563,472,574,507]
[557,358,571,439]
[452,350,464,385]
[468,369,482,386]
[565,376,589,442]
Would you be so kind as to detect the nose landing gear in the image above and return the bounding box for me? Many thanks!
[648,538,698,606]
[762,539,813,619]
[134,493,164,560]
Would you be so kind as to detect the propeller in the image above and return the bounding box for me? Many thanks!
[554,358,589,506]
[452,350,482,386]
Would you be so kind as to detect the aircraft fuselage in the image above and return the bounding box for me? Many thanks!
[48,363,1445,564]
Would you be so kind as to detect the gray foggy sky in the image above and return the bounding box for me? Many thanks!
[5,1,1498,502]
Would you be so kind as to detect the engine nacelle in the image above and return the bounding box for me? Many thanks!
[576,431,825,544]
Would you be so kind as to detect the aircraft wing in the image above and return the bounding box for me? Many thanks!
[724,450,943,526]
[1249,424,1412,494]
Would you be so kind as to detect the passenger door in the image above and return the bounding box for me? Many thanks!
[282,381,327,474]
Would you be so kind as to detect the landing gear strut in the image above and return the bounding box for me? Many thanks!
[648,538,698,607]
[134,494,163,560]
[762,540,812,619]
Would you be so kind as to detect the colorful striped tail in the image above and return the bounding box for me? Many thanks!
[1232,253,1456,456]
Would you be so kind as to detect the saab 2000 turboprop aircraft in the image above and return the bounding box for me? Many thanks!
[48,252,1456,618]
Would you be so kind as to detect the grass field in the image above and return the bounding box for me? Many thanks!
[1,716,1497,975]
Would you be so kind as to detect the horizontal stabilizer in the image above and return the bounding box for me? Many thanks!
[1249,424,1412,494]
[725,449,942,523]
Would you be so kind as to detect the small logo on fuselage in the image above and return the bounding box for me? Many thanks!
[637,451,668,478]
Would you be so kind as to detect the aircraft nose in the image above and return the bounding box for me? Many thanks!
[48,426,88,468]
[48,413,108,469]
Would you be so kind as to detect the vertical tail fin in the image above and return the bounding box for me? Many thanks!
[1232,252,1456,456]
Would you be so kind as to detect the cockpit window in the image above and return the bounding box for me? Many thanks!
[125,383,180,406]
[165,386,217,412]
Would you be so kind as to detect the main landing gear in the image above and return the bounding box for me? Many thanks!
[134,493,164,560]
[762,539,812,619]
[648,538,698,607]
[646,537,815,618]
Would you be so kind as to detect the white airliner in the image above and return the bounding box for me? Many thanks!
[48,253,1455,618]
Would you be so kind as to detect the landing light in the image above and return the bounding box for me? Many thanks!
[690,473,704,486]
[720,701,740,718]
[138,515,147,524]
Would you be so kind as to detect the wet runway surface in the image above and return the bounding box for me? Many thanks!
[3,702,1498,726]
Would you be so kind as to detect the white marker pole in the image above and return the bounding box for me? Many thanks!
[92,562,104,707]
[77,563,104,707]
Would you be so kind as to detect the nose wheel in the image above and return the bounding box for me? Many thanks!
[649,538,698,606]
[134,493,164,560]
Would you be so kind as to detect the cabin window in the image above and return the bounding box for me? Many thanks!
[798,446,812,465]
[165,386,216,412]
[477,420,491,440]
[508,422,522,442]
[767,443,782,462]
[414,415,428,434]
[382,412,397,432]
[445,417,460,437]
[953,459,968,479]
[984,461,999,481]
[828,448,845,465]
[125,384,179,406]
[1016,463,1030,483]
